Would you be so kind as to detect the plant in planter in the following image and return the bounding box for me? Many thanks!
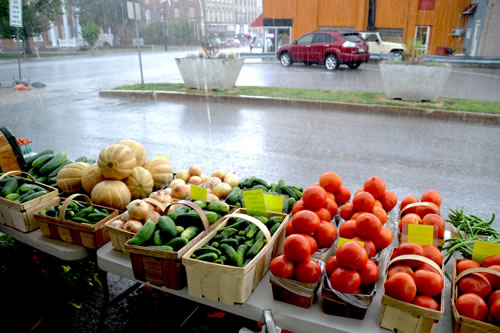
[379,39,452,103]
[175,36,244,91]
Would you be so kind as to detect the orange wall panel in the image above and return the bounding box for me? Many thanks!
[264,0,296,18]
[375,0,407,28]
[318,0,360,28]
[294,0,319,39]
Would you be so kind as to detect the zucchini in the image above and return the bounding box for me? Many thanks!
[165,237,189,250]
[128,220,156,246]
[247,238,266,259]
[195,252,218,262]
[24,149,55,166]
[220,244,238,263]
[1,178,18,196]
[180,226,200,241]
[32,154,54,169]
[157,216,177,238]
[193,245,222,257]
[48,160,72,177]
[39,152,67,175]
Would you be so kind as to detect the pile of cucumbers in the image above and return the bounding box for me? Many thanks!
[0,176,50,203]
[39,201,111,225]
[192,213,284,267]
[128,201,231,251]
[24,149,94,187]
[225,177,303,214]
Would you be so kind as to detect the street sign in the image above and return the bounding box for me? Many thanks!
[127,1,141,20]
[9,0,22,28]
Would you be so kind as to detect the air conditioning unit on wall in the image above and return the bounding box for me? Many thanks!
[451,29,465,37]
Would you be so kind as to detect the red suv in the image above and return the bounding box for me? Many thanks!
[276,31,370,70]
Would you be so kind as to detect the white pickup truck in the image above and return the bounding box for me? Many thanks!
[358,32,404,61]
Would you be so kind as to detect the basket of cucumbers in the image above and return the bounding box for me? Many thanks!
[33,193,118,248]
[182,209,289,305]
[124,200,226,290]
[0,170,59,232]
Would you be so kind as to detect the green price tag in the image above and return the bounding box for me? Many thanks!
[243,190,267,216]
[407,224,434,246]
[190,185,207,201]
[264,193,284,213]
[337,237,364,249]
[472,241,500,263]
[156,155,169,160]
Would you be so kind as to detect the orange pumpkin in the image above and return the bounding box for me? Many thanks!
[56,162,89,193]
[144,157,173,189]
[81,164,106,194]
[91,180,131,210]
[125,166,154,199]
[97,144,136,180]
[117,139,146,167]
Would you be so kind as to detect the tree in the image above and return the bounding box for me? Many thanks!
[141,22,164,45]
[81,20,99,54]
[0,0,64,54]
[168,18,197,46]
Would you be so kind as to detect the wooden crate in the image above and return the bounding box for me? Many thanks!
[451,260,500,333]
[0,171,59,232]
[380,251,445,333]
[270,259,324,308]
[104,213,134,254]
[0,127,25,172]
[124,200,215,290]
[34,193,117,249]
[182,210,277,305]
[398,202,444,248]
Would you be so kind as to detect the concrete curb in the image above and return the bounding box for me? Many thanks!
[99,90,500,125]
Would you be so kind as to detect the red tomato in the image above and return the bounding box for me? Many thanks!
[392,243,425,267]
[388,264,414,278]
[489,290,500,307]
[483,255,500,268]
[457,259,480,275]
[414,269,443,297]
[352,191,376,212]
[330,267,361,294]
[270,255,295,278]
[399,213,421,232]
[285,220,295,236]
[458,273,492,299]
[422,214,445,238]
[384,272,417,303]
[353,236,376,258]
[302,234,318,254]
[355,212,382,240]
[359,260,379,285]
[379,190,398,212]
[323,198,339,218]
[290,210,321,234]
[325,256,338,276]
[490,298,500,322]
[482,265,500,290]
[283,234,311,263]
[313,222,337,248]
[456,293,488,322]
[415,202,440,220]
[292,200,305,215]
[295,259,322,283]
[336,241,368,271]
[339,220,358,239]
[418,263,440,275]
[422,245,443,266]
[412,296,440,310]
[400,195,419,214]
[335,186,351,206]
[339,202,355,221]
[314,208,332,222]
[373,226,393,250]
[302,185,327,210]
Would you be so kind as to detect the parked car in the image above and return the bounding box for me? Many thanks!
[357,31,405,61]
[224,39,241,48]
[276,31,370,70]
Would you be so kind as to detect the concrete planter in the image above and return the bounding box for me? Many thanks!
[175,57,244,91]
[379,63,452,102]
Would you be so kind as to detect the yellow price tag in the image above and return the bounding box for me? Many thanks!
[243,190,267,216]
[264,194,284,213]
[472,241,500,263]
[156,156,169,160]
[337,237,364,249]
[190,185,207,201]
[407,224,434,246]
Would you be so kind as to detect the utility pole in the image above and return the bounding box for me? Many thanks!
[163,0,168,51]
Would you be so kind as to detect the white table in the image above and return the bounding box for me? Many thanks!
[0,224,89,261]
[97,242,453,333]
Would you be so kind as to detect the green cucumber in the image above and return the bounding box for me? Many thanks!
[87,213,107,222]
[196,252,218,262]
[281,185,298,201]
[214,258,226,264]
[73,206,94,218]
[251,184,268,191]
[18,183,46,193]
[168,206,190,221]
[193,200,207,209]
[253,178,270,189]
[39,152,67,175]
[240,176,255,188]
[5,193,20,201]
[175,225,185,234]
[246,224,259,239]
[219,238,239,247]
[48,160,72,177]
[128,220,156,246]
[75,156,87,162]
[220,244,238,263]
[236,244,248,267]
[268,216,284,225]
[39,209,47,216]
[221,227,238,239]
[71,216,91,223]
[165,237,189,250]
[35,176,47,184]
[287,197,296,213]
[180,226,200,241]
[1,178,18,196]
[270,223,280,235]
[210,241,219,248]
[223,218,248,231]
[225,187,242,205]
[24,149,55,166]
[16,190,35,202]
[153,230,163,246]
[193,245,222,257]
[157,216,177,238]
[147,245,173,251]
[32,154,54,169]
[247,238,266,259]
[207,201,230,214]
[253,215,268,224]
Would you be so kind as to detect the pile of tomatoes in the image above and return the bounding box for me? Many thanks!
[455,256,500,324]
[338,176,397,256]
[384,243,444,310]
[325,241,379,294]
[399,190,445,238]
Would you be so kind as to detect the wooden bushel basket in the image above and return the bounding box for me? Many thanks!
[398,202,444,248]
[380,252,445,333]
[0,171,59,232]
[124,200,213,290]
[182,211,274,305]
[104,213,134,254]
[452,260,500,333]
[34,193,117,249]
[0,127,26,173]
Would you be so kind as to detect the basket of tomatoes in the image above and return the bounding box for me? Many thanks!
[452,256,500,333]
[321,240,379,320]
[380,243,445,332]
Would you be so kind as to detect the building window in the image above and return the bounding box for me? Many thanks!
[189,7,195,18]
[419,0,435,10]
[145,9,151,24]
[174,8,179,18]
[33,34,44,42]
